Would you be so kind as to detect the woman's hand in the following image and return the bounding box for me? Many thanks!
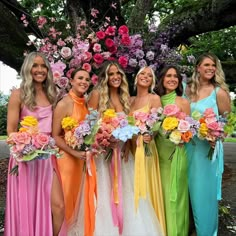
[71,150,87,160]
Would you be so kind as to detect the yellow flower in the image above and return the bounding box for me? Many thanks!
[169,130,182,144]
[20,116,38,127]
[162,117,178,131]
[103,109,116,118]
[199,123,208,137]
[61,117,78,130]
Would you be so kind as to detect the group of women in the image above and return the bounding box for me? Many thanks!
[4,51,231,236]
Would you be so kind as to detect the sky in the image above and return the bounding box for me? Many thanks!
[0,62,21,95]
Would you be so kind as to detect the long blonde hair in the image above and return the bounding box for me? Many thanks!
[188,52,229,99]
[20,51,57,109]
[94,61,130,114]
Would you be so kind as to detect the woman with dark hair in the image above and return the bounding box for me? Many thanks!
[52,68,93,232]
[155,65,190,236]
[4,51,65,236]
[184,52,231,235]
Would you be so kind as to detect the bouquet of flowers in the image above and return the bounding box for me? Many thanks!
[7,116,60,175]
[192,108,236,160]
[133,107,163,156]
[61,109,100,153]
[93,109,139,161]
[158,104,199,160]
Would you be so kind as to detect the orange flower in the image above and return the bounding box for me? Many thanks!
[181,131,193,143]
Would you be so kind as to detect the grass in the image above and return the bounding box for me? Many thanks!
[0,136,7,141]
[225,137,236,143]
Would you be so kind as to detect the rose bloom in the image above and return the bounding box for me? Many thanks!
[96,31,106,40]
[118,25,129,35]
[105,26,116,36]
[32,133,50,149]
[105,38,115,48]
[53,71,62,83]
[178,120,190,132]
[93,43,102,53]
[82,51,93,62]
[181,131,193,143]
[134,112,149,123]
[103,109,116,118]
[162,117,179,131]
[118,56,128,68]
[169,130,182,144]
[108,45,117,54]
[203,108,215,118]
[56,77,69,89]
[163,104,180,116]
[91,74,98,85]
[93,53,104,65]
[82,63,92,72]
[198,123,208,138]
[12,132,32,152]
[60,47,72,59]
[66,68,75,79]
[121,34,131,46]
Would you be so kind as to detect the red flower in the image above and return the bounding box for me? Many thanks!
[121,34,131,46]
[93,53,104,65]
[105,38,115,48]
[118,56,128,68]
[96,31,106,40]
[105,26,116,36]
[118,25,129,35]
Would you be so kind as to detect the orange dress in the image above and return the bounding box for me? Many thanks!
[57,89,88,225]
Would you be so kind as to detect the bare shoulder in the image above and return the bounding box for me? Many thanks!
[55,95,72,113]
[176,96,189,105]
[149,93,161,108]
[8,88,21,104]
[89,89,100,99]
[149,93,160,101]
[217,87,230,99]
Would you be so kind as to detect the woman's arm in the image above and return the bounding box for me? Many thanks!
[7,89,21,135]
[217,88,231,115]
[52,99,86,159]
[87,90,99,110]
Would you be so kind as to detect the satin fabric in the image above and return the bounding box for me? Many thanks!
[57,89,88,225]
[185,87,222,236]
[155,91,189,236]
[4,105,66,236]
[132,104,167,235]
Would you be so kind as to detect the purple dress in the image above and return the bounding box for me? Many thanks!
[4,105,66,236]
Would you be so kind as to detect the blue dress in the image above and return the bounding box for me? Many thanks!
[185,87,224,236]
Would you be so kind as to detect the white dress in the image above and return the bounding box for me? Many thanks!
[68,149,164,236]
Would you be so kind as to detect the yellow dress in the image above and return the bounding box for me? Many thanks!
[57,89,88,225]
[131,104,167,235]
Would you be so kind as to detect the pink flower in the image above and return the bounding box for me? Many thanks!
[37,16,47,28]
[91,74,98,85]
[178,120,190,132]
[96,31,106,40]
[118,25,129,35]
[203,108,216,118]
[163,104,180,116]
[82,63,92,72]
[12,132,31,152]
[134,112,149,123]
[108,46,117,54]
[32,133,50,149]
[60,47,72,59]
[53,71,62,82]
[105,38,115,48]
[118,56,128,68]
[105,26,116,36]
[82,51,92,62]
[66,68,75,79]
[93,53,104,65]
[93,43,102,53]
[56,77,69,89]
[207,122,222,132]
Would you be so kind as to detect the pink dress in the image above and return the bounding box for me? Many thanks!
[4,105,66,236]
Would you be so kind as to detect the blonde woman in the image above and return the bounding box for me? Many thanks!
[4,52,65,236]
[184,52,231,236]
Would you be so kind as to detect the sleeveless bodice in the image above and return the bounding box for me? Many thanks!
[20,105,53,133]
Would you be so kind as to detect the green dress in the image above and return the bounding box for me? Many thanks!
[155,91,189,236]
